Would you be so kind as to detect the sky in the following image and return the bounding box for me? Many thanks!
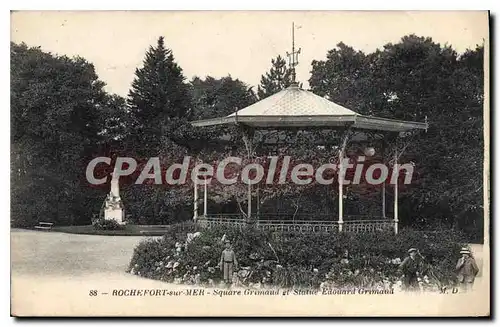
[11,11,488,97]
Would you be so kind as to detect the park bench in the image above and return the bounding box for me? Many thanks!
[34,222,54,231]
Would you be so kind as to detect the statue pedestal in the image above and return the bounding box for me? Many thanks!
[105,207,124,224]
[104,195,125,225]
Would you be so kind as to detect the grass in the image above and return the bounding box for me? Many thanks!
[18,220,197,236]
[50,224,168,236]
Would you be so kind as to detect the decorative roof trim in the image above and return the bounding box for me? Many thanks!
[190,114,428,132]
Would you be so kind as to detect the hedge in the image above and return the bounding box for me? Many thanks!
[128,224,467,290]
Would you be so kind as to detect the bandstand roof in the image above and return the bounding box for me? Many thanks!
[190,84,428,133]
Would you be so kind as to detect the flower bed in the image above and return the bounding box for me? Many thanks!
[92,218,125,231]
[128,224,467,291]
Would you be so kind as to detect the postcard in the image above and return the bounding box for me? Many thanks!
[10,10,490,317]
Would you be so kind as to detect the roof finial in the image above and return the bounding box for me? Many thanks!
[286,22,301,86]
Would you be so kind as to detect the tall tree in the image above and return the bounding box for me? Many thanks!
[257,55,292,99]
[127,36,193,155]
[437,45,484,235]
[97,93,129,147]
[309,42,375,114]
[309,35,484,238]
[11,42,109,227]
[191,75,257,120]
[368,36,483,230]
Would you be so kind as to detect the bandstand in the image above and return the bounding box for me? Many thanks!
[189,35,428,234]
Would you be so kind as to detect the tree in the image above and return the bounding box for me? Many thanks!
[122,37,196,224]
[257,55,292,99]
[97,94,129,143]
[127,36,193,155]
[309,35,484,238]
[189,75,257,147]
[369,36,483,230]
[11,42,110,227]
[309,43,376,115]
[438,45,484,237]
[191,75,257,120]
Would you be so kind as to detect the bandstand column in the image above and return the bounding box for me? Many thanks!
[203,177,208,217]
[241,126,255,223]
[393,146,399,235]
[247,179,252,220]
[381,141,386,218]
[338,146,344,232]
[337,130,350,232]
[382,183,386,218]
[193,178,198,220]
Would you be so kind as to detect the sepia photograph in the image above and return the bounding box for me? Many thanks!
[10,10,490,317]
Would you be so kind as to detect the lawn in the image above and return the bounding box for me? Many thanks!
[51,224,167,236]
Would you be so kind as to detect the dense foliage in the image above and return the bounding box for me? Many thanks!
[309,36,484,239]
[92,217,125,231]
[128,224,467,290]
[127,36,194,154]
[257,55,293,99]
[11,42,117,227]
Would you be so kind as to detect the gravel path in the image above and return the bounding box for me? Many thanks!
[11,229,148,277]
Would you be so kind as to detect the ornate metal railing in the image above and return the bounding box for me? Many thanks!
[257,221,339,233]
[196,214,395,234]
[196,217,246,229]
[341,220,393,233]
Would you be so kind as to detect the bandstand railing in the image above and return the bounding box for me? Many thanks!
[196,214,394,234]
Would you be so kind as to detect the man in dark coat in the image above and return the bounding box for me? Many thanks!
[399,248,423,291]
[456,247,479,292]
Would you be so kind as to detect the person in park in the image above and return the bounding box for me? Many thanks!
[456,247,479,292]
[219,240,238,285]
[399,248,423,291]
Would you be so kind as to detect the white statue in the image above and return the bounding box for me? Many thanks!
[104,168,125,224]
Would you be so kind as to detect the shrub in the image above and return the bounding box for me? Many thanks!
[128,223,467,290]
[92,218,125,231]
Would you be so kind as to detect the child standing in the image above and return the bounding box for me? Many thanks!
[219,240,238,284]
